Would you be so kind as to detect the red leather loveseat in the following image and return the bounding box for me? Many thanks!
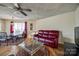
[34,30,59,48]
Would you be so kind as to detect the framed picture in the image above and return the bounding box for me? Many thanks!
[30,23,33,31]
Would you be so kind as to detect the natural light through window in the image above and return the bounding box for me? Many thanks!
[14,23,25,35]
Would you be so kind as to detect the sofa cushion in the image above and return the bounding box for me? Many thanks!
[33,30,59,48]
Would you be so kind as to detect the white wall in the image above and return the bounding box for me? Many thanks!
[27,20,36,35]
[36,12,75,44]
[0,20,6,32]
[75,6,79,27]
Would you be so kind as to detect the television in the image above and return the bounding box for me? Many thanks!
[75,27,79,47]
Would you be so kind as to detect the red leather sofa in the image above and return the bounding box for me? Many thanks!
[33,30,59,48]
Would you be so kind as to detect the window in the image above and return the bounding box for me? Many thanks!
[14,23,25,35]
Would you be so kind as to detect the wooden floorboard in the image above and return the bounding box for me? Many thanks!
[0,44,64,56]
[0,37,64,56]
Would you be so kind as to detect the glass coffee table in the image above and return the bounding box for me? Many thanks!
[18,39,44,56]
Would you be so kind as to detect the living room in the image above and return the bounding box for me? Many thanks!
[0,3,79,56]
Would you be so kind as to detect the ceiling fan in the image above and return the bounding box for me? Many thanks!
[0,3,32,16]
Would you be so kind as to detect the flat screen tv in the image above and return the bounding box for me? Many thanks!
[75,27,79,47]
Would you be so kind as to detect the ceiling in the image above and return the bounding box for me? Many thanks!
[0,3,78,20]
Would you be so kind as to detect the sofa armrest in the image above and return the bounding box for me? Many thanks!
[34,34,39,37]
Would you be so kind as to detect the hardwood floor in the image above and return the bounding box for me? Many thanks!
[0,46,11,56]
[34,44,64,56]
[0,36,64,56]
[0,44,64,56]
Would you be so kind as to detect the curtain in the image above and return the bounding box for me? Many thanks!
[23,22,27,38]
[10,21,14,35]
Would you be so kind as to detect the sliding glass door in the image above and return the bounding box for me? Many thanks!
[14,23,25,35]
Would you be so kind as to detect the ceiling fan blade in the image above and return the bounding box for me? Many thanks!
[17,3,21,9]
[14,3,18,7]
[20,11,27,16]
[23,9,32,12]
[14,3,21,9]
